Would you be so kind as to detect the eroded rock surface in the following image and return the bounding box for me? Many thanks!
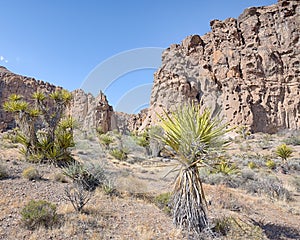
[0,68,116,133]
[142,0,300,133]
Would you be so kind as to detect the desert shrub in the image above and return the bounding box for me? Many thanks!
[109,148,128,161]
[154,192,171,214]
[62,162,106,191]
[102,178,118,196]
[133,130,150,155]
[20,200,58,230]
[240,169,256,181]
[22,167,41,180]
[96,126,105,135]
[265,159,276,170]
[247,161,257,169]
[212,216,233,236]
[291,176,300,192]
[148,125,164,157]
[3,90,74,166]
[64,183,91,212]
[98,133,114,150]
[275,144,293,164]
[236,125,251,140]
[244,176,292,201]
[283,133,300,146]
[258,138,273,150]
[0,164,8,180]
[288,159,300,171]
[53,172,68,183]
[204,172,241,188]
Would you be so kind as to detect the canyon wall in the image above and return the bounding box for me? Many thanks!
[142,0,300,133]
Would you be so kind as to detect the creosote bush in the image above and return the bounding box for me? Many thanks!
[20,200,58,230]
[3,90,74,166]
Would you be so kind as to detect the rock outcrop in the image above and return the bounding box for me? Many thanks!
[0,67,116,133]
[69,89,117,132]
[115,108,148,134]
[0,67,60,130]
[142,0,300,133]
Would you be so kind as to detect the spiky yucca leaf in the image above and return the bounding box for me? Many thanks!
[32,91,46,101]
[158,104,229,166]
[3,100,29,112]
[28,108,41,118]
[158,103,230,235]
[58,117,75,130]
[61,89,72,103]
[49,91,61,101]
[275,144,293,163]
[9,94,22,101]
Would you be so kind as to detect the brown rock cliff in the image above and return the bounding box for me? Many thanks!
[142,0,300,133]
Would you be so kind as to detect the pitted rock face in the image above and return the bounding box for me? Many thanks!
[69,89,117,133]
[142,0,300,133]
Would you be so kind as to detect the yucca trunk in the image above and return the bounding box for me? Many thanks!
[173,166,208,235]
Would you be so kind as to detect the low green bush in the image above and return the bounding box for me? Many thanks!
[154,192,172,214]
[265,159,276,170]
[20,200,58,229]
[109,148,128,161]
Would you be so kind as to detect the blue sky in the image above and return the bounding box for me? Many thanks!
[0,0,276,113]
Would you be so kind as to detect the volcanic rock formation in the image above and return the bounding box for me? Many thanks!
[142,0,300,133]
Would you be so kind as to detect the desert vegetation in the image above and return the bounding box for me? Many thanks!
[3,90,74,166]
[1,101,300,239]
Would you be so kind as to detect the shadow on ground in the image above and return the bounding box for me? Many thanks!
[252,220,300,240]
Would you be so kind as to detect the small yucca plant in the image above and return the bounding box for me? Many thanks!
[275,144,293,164]
[98,133,114,150]
[157,103,230,235]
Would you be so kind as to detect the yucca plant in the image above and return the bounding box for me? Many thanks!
[157,103,230,235]
[3,90,74,165]
[98,133,114,150]
[275,144,293,164]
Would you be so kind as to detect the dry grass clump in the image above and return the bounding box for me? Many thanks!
[20,200,58,230]
[22,166,41,180]
[53,172,68,183]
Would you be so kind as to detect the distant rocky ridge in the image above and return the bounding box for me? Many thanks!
[141,0,300,133]
[1,0,299,134]
[0,66,60,130]
[0,66,141,133]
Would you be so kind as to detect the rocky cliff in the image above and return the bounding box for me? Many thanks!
[142,0,300,133]
[0,66,61,130]
[1,0,299,134]
[0,67,116,133]
[69,89,117,132]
